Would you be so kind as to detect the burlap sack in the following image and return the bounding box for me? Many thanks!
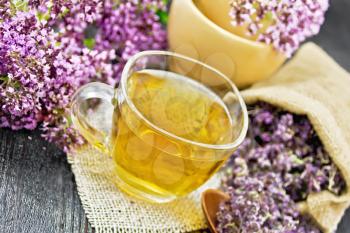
[242,42,350,233]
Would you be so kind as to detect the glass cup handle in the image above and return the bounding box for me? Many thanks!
[70,82,115,154]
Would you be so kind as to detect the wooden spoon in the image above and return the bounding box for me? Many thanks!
[201,189,230,233]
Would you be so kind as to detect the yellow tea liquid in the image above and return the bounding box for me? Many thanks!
[111,69,234,200]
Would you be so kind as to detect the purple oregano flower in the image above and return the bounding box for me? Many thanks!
[0,0,167,151]
[229,0,329,57]
[217,102,345,233]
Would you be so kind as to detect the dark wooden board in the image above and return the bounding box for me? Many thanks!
[0,1,349,233]
[0,129,93,233]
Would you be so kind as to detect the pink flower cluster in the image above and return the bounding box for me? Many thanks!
[0,0,167,151]
[0,11,57,130]
[229,0,329,57]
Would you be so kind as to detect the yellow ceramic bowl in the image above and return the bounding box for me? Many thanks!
[167,0,286,88]
[195,0,250,39]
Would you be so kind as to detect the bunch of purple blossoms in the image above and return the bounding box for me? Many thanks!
[40,40,116,151]
[217,173,321,233]
[0,0,167,151]
[95,1,167,56]
[29,0,103,23]
[229,0,329,57]
[0,10,56,130]
[217,102,345,232]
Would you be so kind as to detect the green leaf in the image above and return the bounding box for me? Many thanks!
[291,154,304,165]
[252,1,260,9]
[9,1,17,15]
[66,115,73,126]
[9,0,28,14]
[156,10,168,26]
[0,75,21,89]
[13,80,21,89]
[58,7,70,18]
[0,75,9,84]
[0,75,8,81]
[36,0,55,22]
[83,38,96,50]
[15,0,28,11]
[264,12,274,22]
[37,11,45,21]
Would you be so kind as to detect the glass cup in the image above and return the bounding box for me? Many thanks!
[70,51,248,203]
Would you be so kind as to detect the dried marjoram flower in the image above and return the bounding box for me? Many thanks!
[217,173,321,233]
[217,102,345,232]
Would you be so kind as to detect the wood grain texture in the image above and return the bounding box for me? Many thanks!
[0,129,94,233]
[0,1,349,233]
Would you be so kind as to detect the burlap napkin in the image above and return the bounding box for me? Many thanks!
[242,42,350,233]
[68,146,220,233]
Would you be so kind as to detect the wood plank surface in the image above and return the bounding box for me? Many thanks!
[0,129,93,233]
[0,1,349,232]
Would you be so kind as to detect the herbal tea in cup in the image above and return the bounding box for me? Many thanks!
[71,51,248,203]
